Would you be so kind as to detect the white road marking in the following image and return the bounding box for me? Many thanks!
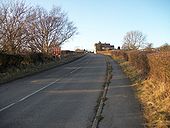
[18,80,58,102]
[64,67,78,69]
[70,67,80,74]
[0,103,16,112]
[0,79,59,112]
[0,67,81,113]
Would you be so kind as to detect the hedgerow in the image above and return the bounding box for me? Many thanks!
[111,50,170,128]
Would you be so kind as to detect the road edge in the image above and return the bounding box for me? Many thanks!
[0,54,86,85]
[91,56,112,128]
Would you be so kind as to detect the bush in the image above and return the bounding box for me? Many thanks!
[21,53,55,65]
[158,43,170,51]
[0,53,23,69]
[29,53,45,64]
[112,50,128,61]
[0,53,55,72]
[148,52,170,83]
[112,50,170,127]
[127,50,152,77]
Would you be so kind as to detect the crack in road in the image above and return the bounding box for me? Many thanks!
[91,56,112,128]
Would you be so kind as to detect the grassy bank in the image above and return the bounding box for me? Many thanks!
[0,53,85,84]
[111,50,170,128]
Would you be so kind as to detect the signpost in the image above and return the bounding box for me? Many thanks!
[53,47,61,58]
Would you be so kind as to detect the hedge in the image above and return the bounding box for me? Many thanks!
[126,50,151,77]
[148,51,170,83]
[0,53,55,73]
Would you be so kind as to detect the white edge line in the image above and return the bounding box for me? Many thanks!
[0,103,16,112]
[70,67,80,74]
[0,67,81,113]
[0,79,59,112]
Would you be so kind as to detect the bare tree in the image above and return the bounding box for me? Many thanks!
[0,1,31,54]
[50,7,77,45]
[122,30,146,50]
[26,6,77,54]
[0,1,77,54]
[144,43,153,51]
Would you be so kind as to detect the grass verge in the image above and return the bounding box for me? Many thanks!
[113,57,170,128]
[0,54,85,85]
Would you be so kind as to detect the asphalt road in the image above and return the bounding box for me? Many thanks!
[99,58,144,128]
[0,54,106,128]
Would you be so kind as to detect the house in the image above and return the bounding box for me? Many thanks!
[95,41,114,52]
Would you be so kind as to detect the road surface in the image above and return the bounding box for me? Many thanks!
[98,58,144,128]
[0,54,106,128]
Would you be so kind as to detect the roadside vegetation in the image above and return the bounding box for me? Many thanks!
[111,45,170,128]
[0,0,81,84]
[0,1,77,55]
[95,30,170,127]
[0,52,84,84]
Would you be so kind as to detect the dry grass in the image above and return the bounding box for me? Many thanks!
[0,62,58,84]
[138,80,170,128]
[148,52,170,83]
[111,50,170,128]
[97,50,128,61]
[97,50,113,56]
[120,61,143,82]
[126,50,154,77]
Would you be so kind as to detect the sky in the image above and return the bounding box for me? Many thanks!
[23,0,170,51]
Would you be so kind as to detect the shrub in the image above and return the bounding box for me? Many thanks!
[112,50,128,61]
[127,50,152,77]
[158,43,170,51]
[21,53,55,65]
[0,52,55,72]
[0,53,23,68]
[113,50,170,127]
[148,52,170,83]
